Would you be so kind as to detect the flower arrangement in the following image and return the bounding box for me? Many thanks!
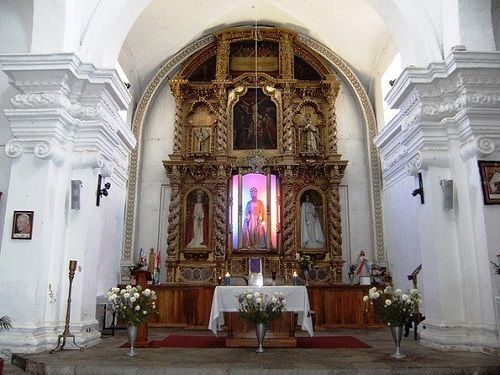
[363,286,421,326]
[107,285,158,326]
[237,289,287,323]
[490,252,500,275]
[0,315,12,331]
[298,255,314,271]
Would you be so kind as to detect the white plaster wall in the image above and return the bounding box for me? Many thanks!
[335,84,374,263]
[0,0,33,253]
[97,186,128,294]
[135,85,175,258]
[382,175,422,291]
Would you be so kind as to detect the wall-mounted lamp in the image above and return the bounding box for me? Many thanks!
[71,180,82,210]
[96,174,111,206]
[389,79,396,87]
[440,179,453,210]
[412,172,424,204]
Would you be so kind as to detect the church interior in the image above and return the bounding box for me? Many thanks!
[0,0,499,373]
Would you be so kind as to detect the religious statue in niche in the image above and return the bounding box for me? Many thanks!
[233,88,277,150]
[303,113,319,153]
[185,190,209,248]
[242,186,267,248]
[192,127,211,154]
[294,108,322,153]
[300,190,324,249]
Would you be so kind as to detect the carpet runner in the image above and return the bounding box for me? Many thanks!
[121,335,371,349]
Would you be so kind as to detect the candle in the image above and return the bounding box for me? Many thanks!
[224,272,231,286]
[292,271,298,286]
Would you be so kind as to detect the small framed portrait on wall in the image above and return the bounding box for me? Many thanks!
[478,161,500,205]
[12,211,34,239]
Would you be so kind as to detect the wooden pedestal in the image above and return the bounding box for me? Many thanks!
[224,312,297,348]
[134,270,152,347]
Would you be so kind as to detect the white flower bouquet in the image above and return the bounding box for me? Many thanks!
[107,285,158,326]
[363,286,422,326]
[237,289,287,323]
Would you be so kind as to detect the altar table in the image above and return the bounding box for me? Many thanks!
[209,286,314,346]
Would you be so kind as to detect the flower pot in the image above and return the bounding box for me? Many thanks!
[127,325,138,357]
[390,325,406,358]
[255,322,267,353]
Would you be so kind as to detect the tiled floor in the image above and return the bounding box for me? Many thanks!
[3,327,500,374]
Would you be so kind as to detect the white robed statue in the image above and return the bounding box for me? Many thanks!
[300,194,324,248]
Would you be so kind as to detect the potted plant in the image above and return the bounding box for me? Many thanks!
[0,315,12,373]
[363,286,421,358]
[237,289,286,353]
[107,285,158,356]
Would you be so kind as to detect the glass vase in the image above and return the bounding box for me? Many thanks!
[255,321,267,353]
[390,325,406,358]
[127,325,138,357]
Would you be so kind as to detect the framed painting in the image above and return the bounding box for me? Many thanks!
[478,161,500,205]
[12,210,34,240]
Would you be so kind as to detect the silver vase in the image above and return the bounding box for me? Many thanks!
[255,322,267,353]
[304,270,309,286]
[390,325,406,358]
[127,325,138,357]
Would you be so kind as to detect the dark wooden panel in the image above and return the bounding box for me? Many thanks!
[149,284,381,329]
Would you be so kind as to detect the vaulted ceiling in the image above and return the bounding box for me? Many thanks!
[119,0,395,92]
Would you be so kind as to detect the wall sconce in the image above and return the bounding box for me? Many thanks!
[440,179,454,210]
[96,174,111,206]
[412,172,424,204]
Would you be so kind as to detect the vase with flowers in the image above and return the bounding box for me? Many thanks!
[298,255,314,285]
[107,285,158,356]
[363,286,422,358]
[237,289,287,353]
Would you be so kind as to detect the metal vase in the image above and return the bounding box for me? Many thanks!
[303,270,309,286]
[390,325,406,358]
[127,325,138,357]
[255,322,267,353]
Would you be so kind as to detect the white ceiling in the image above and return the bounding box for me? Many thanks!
[120,0,393,91]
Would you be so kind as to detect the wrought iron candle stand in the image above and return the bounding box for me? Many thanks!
[51,260,85,353]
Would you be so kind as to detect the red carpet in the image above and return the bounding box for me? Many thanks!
[121,335,371,349]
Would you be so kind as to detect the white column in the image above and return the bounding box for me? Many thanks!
[0,53,135,354]
[376,50,500,352]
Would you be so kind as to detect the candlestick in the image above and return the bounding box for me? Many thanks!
[224,272,231,286]
[292,271,298,286]
[51,260,84,353]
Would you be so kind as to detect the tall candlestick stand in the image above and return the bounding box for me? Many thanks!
[51,260,85,353]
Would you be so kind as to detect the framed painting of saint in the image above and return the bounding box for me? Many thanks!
[233,88,277,150]
[478,160,500,205]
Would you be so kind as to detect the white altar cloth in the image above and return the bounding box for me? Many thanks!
[208,285,314,337]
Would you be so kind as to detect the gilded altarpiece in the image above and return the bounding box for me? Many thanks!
[163,27,347,285]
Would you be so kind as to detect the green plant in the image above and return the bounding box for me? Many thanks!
[298,255,313,271]
[128,261,145,276]
[107,285,158,326]
[491,252,500,274]
[0,316,12,331]
[363,286,421,326]
[237,289,286,323]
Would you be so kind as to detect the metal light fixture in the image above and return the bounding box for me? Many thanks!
[96,174,111,206]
